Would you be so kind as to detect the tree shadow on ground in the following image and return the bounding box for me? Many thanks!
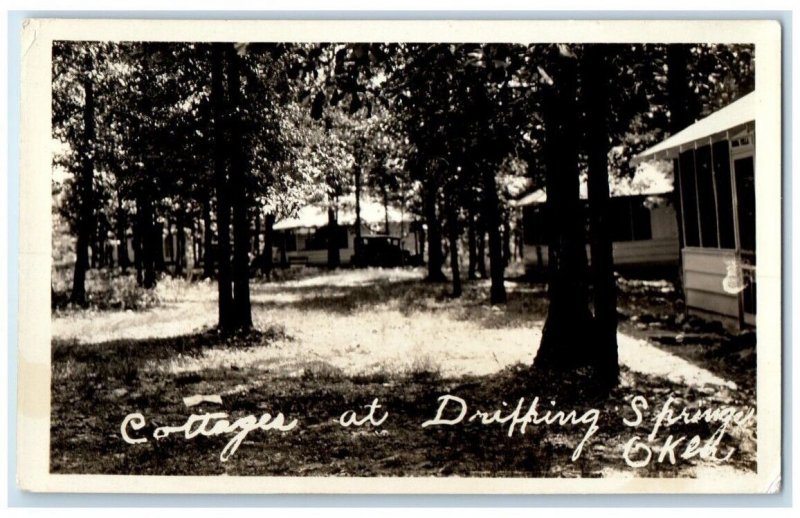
[250,276,550,329]
[50,327,757,478]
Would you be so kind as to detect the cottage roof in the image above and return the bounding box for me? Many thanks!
[274,195,412,231]
[514,163,673,207]
[632,91,756,165]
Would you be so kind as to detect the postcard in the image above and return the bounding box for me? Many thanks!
[16,18,782,494]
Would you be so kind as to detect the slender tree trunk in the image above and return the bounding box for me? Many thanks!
[446,191,462,297]
[175,206,186,276]
[534,45,595,371]
[327,203,341,269]
[353,156,363,266]
[261,213,276,278]
[502,211,512,267]
[477,222,487,279]
[254,209,261,257]
[423,168,446,282]
[382,184,390,235]
[211,43,234,332]
[482,167,507,304]
[666,44,697,297]
[116,200,130,273]
[202,195,215,278]
[584,45,619,386]
[467,201,478,280]
[139,195,158,289]
[153,219,166,273]
[133,209,143,286]
[70,68,95,306]
[227,47,252,332]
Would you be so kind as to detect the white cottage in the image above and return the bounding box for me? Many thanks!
[517,169,680,277]
[272,195,418,266]
[632,92,756,329]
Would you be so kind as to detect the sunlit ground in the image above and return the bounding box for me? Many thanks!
[50,266,756,477]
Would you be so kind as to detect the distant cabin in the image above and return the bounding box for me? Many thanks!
[633,92,756,329]
[516,174,680,277]
[272,196,419,267]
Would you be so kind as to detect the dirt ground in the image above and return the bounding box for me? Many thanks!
[50,267,757,478]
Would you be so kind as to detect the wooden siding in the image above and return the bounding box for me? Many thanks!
[682,247,741,320]
[523,236,679,269]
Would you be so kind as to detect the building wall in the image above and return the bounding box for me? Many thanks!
[522,200,680,274]
[681,247,742,328]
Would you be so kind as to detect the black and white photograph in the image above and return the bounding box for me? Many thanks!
[16,19,782,494]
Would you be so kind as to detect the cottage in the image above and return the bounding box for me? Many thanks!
[632,92,756,329]
[517,169,680,277]
[272,196,418,267]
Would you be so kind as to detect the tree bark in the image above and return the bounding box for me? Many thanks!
[482,166,507,304]
[327,203,341,269]
[584,45,619,386]
[202,195,215,278]
[534,45,596,371]
[353,151,363,266]
[70,66,95,306]
[467,200,478,280]
[211,43,234,332]
[446,191,462,297]
[176,205,186,276]
[138,195,158,289]
[423,167,446,282]
[476,221,487,279]
[116,199,130,273]
[502,210,512,267]
[666,44,697,297]
[261,213,276,278]
[226,47,253,332]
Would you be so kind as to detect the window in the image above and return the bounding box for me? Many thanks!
[304,225,349,251]
[695,145,719,247]
[735,156,755,252]
[712,140,736,249]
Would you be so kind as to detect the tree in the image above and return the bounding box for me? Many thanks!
[533,45,596,372]
[583,44,619,385]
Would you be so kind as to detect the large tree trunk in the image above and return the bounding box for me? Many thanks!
[482,167,507,304]
[70,68,95,306]
[584,45,619,386]
[227,47,253,332]
[211,43,234,332]
[423,168,446,282]
[261,213,276,278]
[534,45,596,371]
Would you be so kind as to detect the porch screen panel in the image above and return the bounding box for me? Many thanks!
[694,144,718,248]
[712,140,736,249]
[735,156,756,252]
[678,150,700,247]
